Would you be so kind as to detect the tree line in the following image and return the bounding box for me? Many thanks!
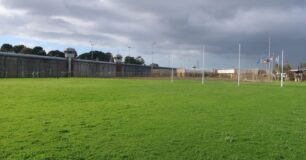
[0,43,146,65]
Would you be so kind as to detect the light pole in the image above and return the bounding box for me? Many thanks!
[268,37,271,81]
[238,43,241,87]
[151,42,156,65]
[202,45,205,85]
[128,46,131,57]
[90,40,94,60]
[128,46,131,64]
[171,54,174,83]
[151,42,156,76]
[281,50,284,88]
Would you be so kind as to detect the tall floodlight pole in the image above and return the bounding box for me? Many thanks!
[278,54,280,73]
[128,46,131,57]
[281,50,284,88]
[168,55,171,67]
[90,40,94,60]
[151,42,156,76]
[272,52,275,80]
[202,46,205,85]
[171,54,174,83]
[268,37,271,81]
[128,46,131,64]
[238,44,241,86]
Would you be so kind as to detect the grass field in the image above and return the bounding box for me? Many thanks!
[1,78,306,159]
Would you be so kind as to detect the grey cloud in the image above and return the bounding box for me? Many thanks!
[0,0,306,68]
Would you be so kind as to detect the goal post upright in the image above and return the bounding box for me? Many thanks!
[171,54,174,83]
[202,45,205,85]
[281,50,284,88]
[238,43,241,87]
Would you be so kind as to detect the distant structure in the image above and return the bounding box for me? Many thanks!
[64,48,77,77]
[0,51,172,78]
[113,54,123,63]
[150,63,159,68]
[64,48,77,58]
[177,68,187,77]
[290,68,305,82]
[176,68,204,78]
[217,69,237,79]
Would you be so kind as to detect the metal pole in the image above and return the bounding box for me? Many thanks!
[272,52,274,81]
[268,37,271,81]
[281,50,284,88]
[202,45,205,85]
[90,40,94,60]
[151,42,156,64]
[238,44,241,86]
[151,42,156,77]
[278,55,280,74]
[128,46,131,57]
[128,46,131,64]
[171,54,174,83]
[168,55,170,68]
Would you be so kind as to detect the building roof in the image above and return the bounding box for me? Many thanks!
[290,69,306,73]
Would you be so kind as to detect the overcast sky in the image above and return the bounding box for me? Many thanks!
[0,0,306,69]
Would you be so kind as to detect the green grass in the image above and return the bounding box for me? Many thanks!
[1,78,306,160]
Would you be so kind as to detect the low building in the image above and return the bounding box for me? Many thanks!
[217,69,237,79]
[152,67,174,77]
[176,68,187,77]
[290,69,305,82]
[176,68,203,78]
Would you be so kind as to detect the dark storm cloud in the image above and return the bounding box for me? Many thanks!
[0,0,306,67]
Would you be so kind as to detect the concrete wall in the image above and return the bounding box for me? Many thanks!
[0,52,67,78]
[121,64,151,77]
[0,52,174,78]
[152,67,176,77]
[73,59,116,77]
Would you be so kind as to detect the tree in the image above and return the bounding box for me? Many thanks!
[0,43,13,52]
[78,51,113,62]
[47,50,65,57]
[124,56,134,64]
[135,56,145,65]
[32,46,46,56]
[20,47,33,55]
[124,56,145,65]
[13,45,26,53]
